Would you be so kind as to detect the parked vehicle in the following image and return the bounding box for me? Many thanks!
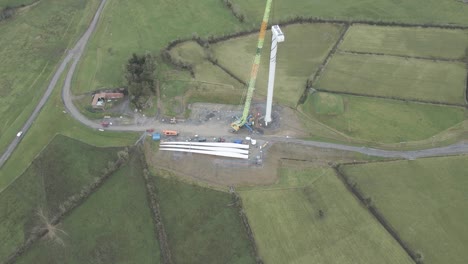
[162,130,179,136]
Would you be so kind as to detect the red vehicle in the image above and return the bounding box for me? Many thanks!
[101,121,110,128]
[146,128,155,133]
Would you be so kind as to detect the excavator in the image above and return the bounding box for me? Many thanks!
[230,0,272,132]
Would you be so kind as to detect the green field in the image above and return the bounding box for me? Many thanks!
[155,176,255,264]
[213,23,344,107]
[0,0,35,8]
[72,0,247,95]
[0,135,122,262]
[342,156,468,264]
[340,25,468,59]
[0,0,100,155]
[316,53,467,104]
[233,0,468,26]
[239,164,413,264]
[301,92,466,143]
[16,153,160,264]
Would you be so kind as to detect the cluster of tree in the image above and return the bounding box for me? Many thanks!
[125,53,157,109]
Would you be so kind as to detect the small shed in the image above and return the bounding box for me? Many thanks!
[152,133,161,141]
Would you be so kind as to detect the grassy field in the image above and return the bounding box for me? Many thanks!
[72,0,248,95]
[342,156,468,264]
[167,41,247,106]
[239,163,413,264]
[233,0,468,26]
[0,0,34,8]
[340,25,468,59]
[316,53,467,104]
[0,135,122,262]
[212,23,344,107]
[301,92,466,143]
[154,176,255,264]
[15,153,160,264]
[0,0,100,155]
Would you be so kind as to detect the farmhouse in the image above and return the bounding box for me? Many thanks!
[91,92,124,109]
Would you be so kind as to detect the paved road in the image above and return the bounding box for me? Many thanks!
[2,0,468,169]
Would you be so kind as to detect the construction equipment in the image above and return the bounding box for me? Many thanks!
[230,0,273,132]
[162,130,179,136]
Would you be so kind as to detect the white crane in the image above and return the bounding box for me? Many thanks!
[264,25,284,126]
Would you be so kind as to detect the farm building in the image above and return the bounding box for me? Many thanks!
[91,92,124,109]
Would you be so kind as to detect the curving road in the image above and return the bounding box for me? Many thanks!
[2,0,468,169]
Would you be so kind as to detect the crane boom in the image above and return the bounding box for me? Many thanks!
[231,0,273,132]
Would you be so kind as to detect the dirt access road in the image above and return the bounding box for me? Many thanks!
[2,0,468,169]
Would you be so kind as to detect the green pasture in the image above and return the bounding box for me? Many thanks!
[340,25,468,59]
[342,155,468,264]
[239,165,413,264]
[301,92,465,143]
[212,23,344,107]
[16,153,160,264]
[0,0,32,8]
[0,0,100,155]
[316,53,467,104]
[0,135,121,262]
[72,0,247,95]
[155,176,255,264]
[234,0,468,26]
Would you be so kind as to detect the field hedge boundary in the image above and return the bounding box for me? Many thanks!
[5,146,132,264]
[221,0,245,23]
[299,23,349,105]
[230,187,263,264]
[139,147,173,264]
[333,165,425,264]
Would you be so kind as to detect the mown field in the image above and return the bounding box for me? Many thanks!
[341,156,468,264]
[155,176,255,264]
[16,153,160,264]
[72,0,248,95]
[239,163,413,264]
[233,0,468,26]
[212,23,344,107]
[316,53,467,104]
[0,0,100,155]
[340,25,468,59]
[0,135,122,262]
[301,92,466,143]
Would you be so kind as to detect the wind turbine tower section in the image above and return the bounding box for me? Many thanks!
[265,25,284,126]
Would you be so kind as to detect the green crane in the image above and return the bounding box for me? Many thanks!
[231,0,272,132]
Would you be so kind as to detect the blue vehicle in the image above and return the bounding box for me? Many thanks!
[233,139,243,144]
